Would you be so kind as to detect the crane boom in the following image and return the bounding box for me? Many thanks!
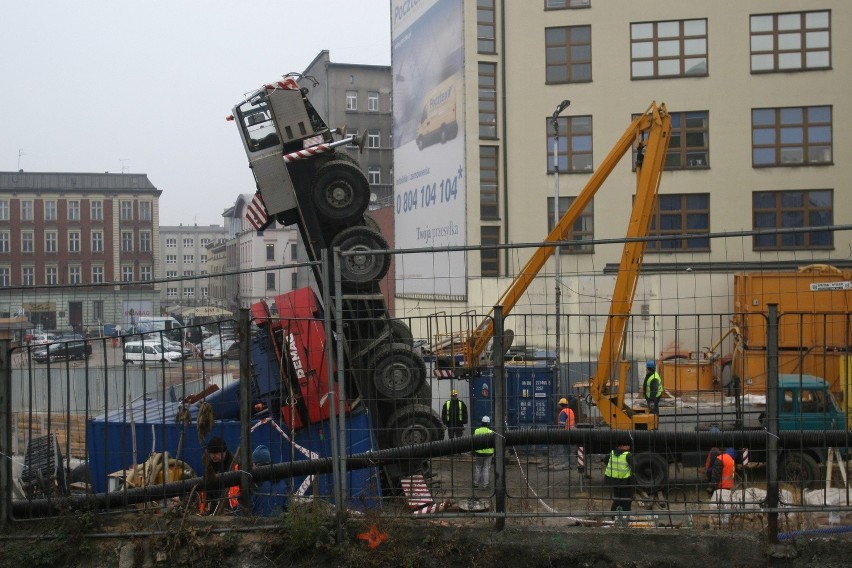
[466,103,672,391]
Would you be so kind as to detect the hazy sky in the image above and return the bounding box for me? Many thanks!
[1,1,391,226]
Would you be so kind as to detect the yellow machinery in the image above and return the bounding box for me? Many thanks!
[443,102,671,430]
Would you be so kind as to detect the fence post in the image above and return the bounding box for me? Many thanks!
[493,305,506,530]
[1,340,10,526]
[766,304,780,543]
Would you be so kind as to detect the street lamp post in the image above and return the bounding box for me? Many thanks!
[552,99,570,395]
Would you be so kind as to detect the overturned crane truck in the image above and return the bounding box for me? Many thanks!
[225,74,443,502]
[435,102,848,491]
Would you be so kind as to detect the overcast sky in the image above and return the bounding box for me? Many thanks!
[1,1,391,226]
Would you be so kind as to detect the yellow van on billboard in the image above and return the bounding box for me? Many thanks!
[415,75,460,150]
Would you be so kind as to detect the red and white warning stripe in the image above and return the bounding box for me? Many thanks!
[434,368,456,378]
[742,448,749,466]
[577,446,585,468]
[265,77,300,92]
[400,473,449,515]
[246,192,270,230]
[282,143,334,164]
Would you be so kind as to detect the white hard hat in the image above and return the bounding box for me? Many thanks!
[481,415,491,424]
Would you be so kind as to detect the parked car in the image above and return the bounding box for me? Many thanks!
[202,339,237,360]
[223,340,241,361]
[29,332,60,345]
[32,339,92,363]
[141,334,193,359]
[123,341,184,364]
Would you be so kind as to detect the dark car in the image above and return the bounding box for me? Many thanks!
[32,338,92,363]
[223,340,241,361]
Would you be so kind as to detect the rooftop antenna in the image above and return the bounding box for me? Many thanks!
[120,159,129,174]
[17,149,26,170]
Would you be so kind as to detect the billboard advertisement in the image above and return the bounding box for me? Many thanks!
[391,0,466,300]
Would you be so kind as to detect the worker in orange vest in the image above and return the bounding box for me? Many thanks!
[706,447,735,495]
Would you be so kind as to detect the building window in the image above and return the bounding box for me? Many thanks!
[44,200,57,221]
[200,254,207,263]
[121,231,133,252]
[631,19,707,79]
[753,189,832,250]
[291,272,298,290]
[183,255,194,263]
[266,272,276,290]
[90,201,103,221]
[139,231,151,252]
[0,267,8,287]
[548,196,594,253]
[368,91,379,112]
[368,167,381,185]
[68,231,81,253]
[122,266,134,282]
[167,287,178,298]
[183,270,195,277]
[480,146,499,220]
[0,200,8,221]
[183,287,195,298]
[166,238,177,248]
[68,265,81,284]
[21,200,33,221]
[68,200,81,221]
[45,266,58,285]
[183,238,194,247]
[481,226,500,277]
[139,201,152,221]
[752,106,832,167]
[545,25,592,83]
[92,265,104,284]
[0,231,8,253]
[200,238,210,245]
[751,11,830,73]
[266,243,275,261]
[166,255,177,264]
[93,300,104,321]
[546,0,591,8]
[87,231,102,253]
[21,231,34,253]
[367,130,381,148]
[346,90,357,111]
[648,193,710,251]
[200,286,208,297]
[140,265,152,281]
[547,115,593,172]
[45,231,57,253]
[22,267,34,286]
[120,200,133,221]
[291,243,299,260]
[166,270,177,278]
[665,111,709,169]
[479,62,497,138]
[477,0,496,54]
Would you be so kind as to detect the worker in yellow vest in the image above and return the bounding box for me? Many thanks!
[473,416,495,489]
[604,442,634,514]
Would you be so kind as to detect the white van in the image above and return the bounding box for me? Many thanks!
[123,341,183,364]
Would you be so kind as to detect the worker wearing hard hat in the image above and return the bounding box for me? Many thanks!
[442,388,468,440]
[473,416,495,489]
[643,360,663,415]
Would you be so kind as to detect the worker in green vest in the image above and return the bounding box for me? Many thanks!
[473,416,495,489]
[643,360,663,415]
[604,442,634,514]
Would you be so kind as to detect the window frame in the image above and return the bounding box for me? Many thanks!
[478,62,498,139]
[121,231,133,252]
[345,90,358,111]
[90,200,103,221]
[139,201,152,221]
[68,265,81,285]
[0,231,9,253]
[546,115,593,173]
[139,231,152,252]
[21,200,34,221]
[44,231,58,253]
[752,189,833,250]
[647,193,711,252]
[0,200,8,221]
[367,91,379,112]
[630,18,708,79]
[44,200,57,221]
[480,225,500,277]
[92,265,104,284]
[547,196,594,253]
[67,200,81,221]
[751,105,832,167]
[477,0,496,54]
[545,25,592,84]
[367,130,381,148]
[750,10,831,73]
[120,200,133,221]
[545,0,591,8]
[480,145,499,220]
[21,230,34,253]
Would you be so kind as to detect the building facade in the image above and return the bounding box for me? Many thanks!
[300,50,394,207]
[391,0,852,357]
[0,171,162,332]
[158,224,228,307]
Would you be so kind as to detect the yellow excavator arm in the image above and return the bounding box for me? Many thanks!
[468,102,671,429]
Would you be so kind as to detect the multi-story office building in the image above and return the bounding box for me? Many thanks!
[159,224,228,307]
[0,171,162,331]
[391,1,851,345]
[300,50,394,207]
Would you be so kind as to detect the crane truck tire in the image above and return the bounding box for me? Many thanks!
[387,318,414,346]
[780,451,821,489]
[631,452,669,492]
[385,404,445,446]
[369,342,426,399]
[310,160,370,226]
[330,226,390,287]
